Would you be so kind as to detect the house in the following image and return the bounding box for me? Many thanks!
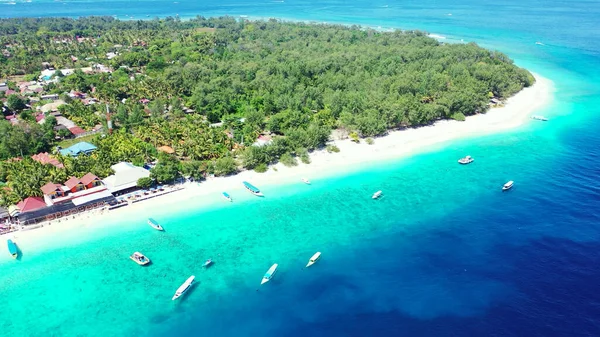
[0,206,9,223]
[64,177,85,193]
[16,197,47,213]
[102,162,151,195]
[80,172,102,189]
[32,152,64,169]
[41,94,60,101]
[59,141,97,156]
[0,82,7,92]
[40,182,66,199]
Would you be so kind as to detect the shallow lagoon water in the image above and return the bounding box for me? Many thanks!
[2,0,600,336]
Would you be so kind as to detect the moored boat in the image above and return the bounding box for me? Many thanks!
[222,192,232,202]
[261,263,278,285]
[202,259,213,268]
[306,252,321,268]
[147,218,164,231]
[502,180,514,191]
[172,275,195,300]
[7,239,18,259]
[458,155,474,164]
[531,115,549,121]
[243,181,264,197]
[372,190,382,199]
[301,177,311,185]
[129,252,151,266]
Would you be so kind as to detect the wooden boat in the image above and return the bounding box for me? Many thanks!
[129,252,150,266]
[306,252,321,268]
[7,239,17,259]
[147,218,164,231]
[458,155,474,164]
[172,275,195,300]
[222,192,232,202]
[372,190,382,199]
[243,181,263,197]
[261,263,278,285]
[502,181,514,191]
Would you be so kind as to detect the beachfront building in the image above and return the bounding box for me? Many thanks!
[102,162,151,196]
[58,141,97,156]
[16,173,116,226]
[40,173,106,206]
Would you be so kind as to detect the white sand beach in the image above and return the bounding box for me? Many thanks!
[2,74,553,249]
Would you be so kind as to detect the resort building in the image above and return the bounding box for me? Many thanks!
[0,206,10,223]
[16,197,47,214]
[16,173,115,226]
[0,82,7,92]
[58,141,97,156]
[40,173,107,206]
[102,162,151,196]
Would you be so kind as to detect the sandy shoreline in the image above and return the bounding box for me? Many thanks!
[1,74,553,251]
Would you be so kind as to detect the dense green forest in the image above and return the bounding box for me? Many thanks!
[0,16,534,206]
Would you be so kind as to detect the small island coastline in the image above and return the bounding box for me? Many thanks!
[0,73,553,254]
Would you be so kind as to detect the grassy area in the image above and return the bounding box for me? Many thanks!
[57,134,98,148]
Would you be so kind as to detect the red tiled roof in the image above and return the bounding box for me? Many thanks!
[68,126,86,135]
[31,152,64,168]
[64,177,82,189]
[16,197,46,213]
[40,182,62,195]
[80,172,99,185]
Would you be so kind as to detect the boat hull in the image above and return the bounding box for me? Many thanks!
[147,218,164,231]
[172,276,195,300]
[7,240,18,259]
[306,252,321,268]
[261,264,278,285]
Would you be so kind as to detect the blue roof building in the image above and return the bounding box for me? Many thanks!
[59,142,97,156]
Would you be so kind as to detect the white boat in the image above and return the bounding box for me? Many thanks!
[531,115,548,121]
[261,263,278,285]
[202,259,213,268]
[458,155,474,164]
[147,218,164,231]
[222,192,232,202]
[306,252,321,268]
[502,181,514,191]
[301,178,311,185]
[372,190,382,199]
[172,275,195,300]
[130,252,151,266]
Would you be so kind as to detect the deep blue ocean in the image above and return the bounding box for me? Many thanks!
[2,1,600,336]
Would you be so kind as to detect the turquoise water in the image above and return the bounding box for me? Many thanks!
[3,1,600,336]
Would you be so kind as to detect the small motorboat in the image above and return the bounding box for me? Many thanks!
[130,252,151,266]
[531,115,548,121]
[306,252,321,268]
[372,190,382,199]
[301,177,311,185]
[172,275,195,300]
[202,259,213,268]
[243,181,264,197]
[7,239,18,259]
[222,192,232,202]
[261,263,278,285]
[502,181,514,191]
[147,218,164,231]
[458,155,474,164]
